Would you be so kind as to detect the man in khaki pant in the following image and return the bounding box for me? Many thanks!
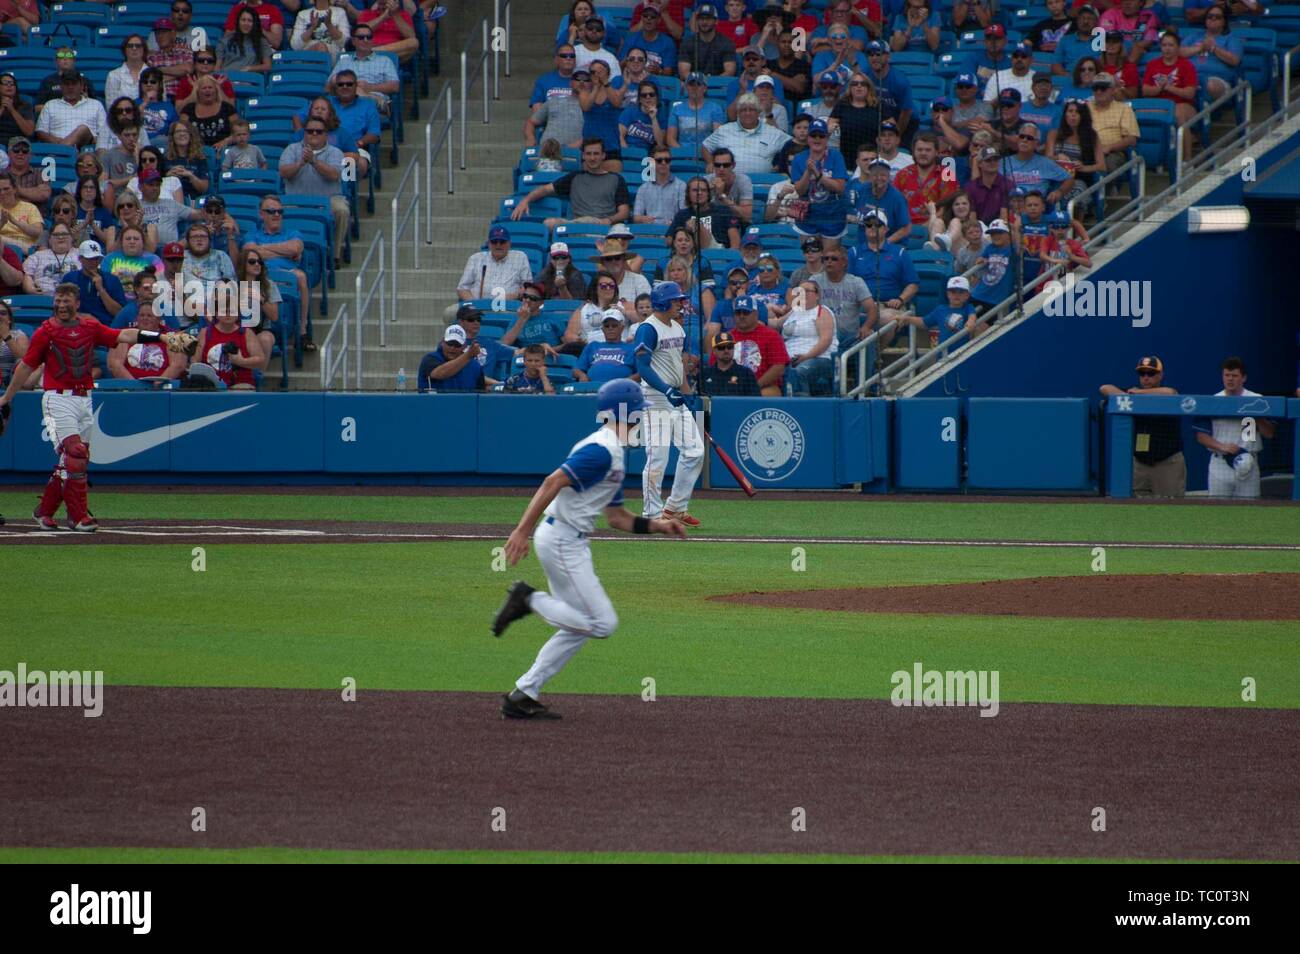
[1100,355,1186,497]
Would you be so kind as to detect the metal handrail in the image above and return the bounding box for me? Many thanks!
[838,318,897,397]
[1284,42,1300,110]
[425,84,456,246]
[460,17,490,170]
[319,303,352,391]
[493,0,513,99]
[1175,79,1251,186]
[354,233,387,385]
[390,158,422,330]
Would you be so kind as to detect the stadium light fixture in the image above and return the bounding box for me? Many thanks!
[1187,206,1250,234]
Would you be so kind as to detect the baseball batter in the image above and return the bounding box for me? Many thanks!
[1193,357,1275,498]
[491,379,686,720]
[0,283,196,531]
[634,281,706,527]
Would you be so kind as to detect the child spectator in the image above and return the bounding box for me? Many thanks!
[222,116,268,171]
[536,138,565,172]
[503,343,556,394]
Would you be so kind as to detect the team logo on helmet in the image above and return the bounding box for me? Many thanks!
[736,408,804,481]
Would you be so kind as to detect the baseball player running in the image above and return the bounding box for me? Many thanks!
[0,283,196,531]
[491,379,687,720]
[634,281,706,526]
[1193,356,1275,498]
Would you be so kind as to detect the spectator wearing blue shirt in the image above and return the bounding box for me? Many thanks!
[621,7,677,75]
[110,270,180,331]
[503,344,557,393]
[1052,8,1101,77]
[328,73,382,178]
[706,265,771,340]
[61,242,127,326]
[1000,122,1072,204]
[923,275,978,345]
[574,309,638,382]
[969,218,1017,317]
[964,25,1012,93]
[1018,74,1064,139]
[865,42,915,135]
[888,0,941,53]
[789,118,850,240]
[577,62,626,164]
[847,208,919,344]
[813,28,872,89]
[417,324,488,392]
[847,157,912,245]
[530,45,580,108]
[1180,8,1245,100]
[810,9,870,56]
[668,73,727,155]
[242,196,311,349]
[619,82,665,152]
[500,282,563,353]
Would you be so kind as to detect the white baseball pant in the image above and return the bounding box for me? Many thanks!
[41,391,93,456]
[1208,455,1259,498]
[515,518,618,701]
[641,399,705,518]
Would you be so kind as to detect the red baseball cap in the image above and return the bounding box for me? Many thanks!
[161,242,185,259]
[984,24,1006,38]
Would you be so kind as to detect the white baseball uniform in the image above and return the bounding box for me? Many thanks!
[41,391,94,460]
[514,426,625,701]
[1197,388,1265,498]
[635,314,705,518]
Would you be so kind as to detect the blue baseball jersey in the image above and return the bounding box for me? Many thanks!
[504,371,547,392]
[847,181,911,244]
[576,340,637,382]
[789,149,849,235]
[847,242,918,301]
[548,426,626,534]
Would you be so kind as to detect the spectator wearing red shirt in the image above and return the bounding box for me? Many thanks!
[716,0,759,49]
[1099,32,1140,99]
[172,48,237,107]
[357,0,419,63]
[224,0,285,50]
[632,1,693,42]
[845,0,884,39]
[722,294,788,395]
[1142,31,1197,151]
[893,132,957,224]
[147,18,194,98]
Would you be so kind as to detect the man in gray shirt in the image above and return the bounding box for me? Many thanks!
[101,126,141,191]
[278,118,350,263]
[813,244,877,350]
[138,168,199,244]
[632,145,687,226]
[510,137,630,231]
[524,73,585,149]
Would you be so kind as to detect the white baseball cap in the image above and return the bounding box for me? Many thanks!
[444,324,467,344]
[601,307,626,325]
[754,75,775,88]
[550,241,570,256]
[78,240,104,258]
[987,218,1010,233]
[947,276,971,292]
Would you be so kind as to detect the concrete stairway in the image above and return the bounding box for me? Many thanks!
[286,0,560,391]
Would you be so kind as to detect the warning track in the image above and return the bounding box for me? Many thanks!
[1,519,1297,551]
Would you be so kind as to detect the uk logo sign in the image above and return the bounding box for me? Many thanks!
[736,408,805,481]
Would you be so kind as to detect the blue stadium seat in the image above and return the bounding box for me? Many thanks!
[1128,98,1176,174]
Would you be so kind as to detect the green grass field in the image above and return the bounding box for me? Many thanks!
[4,490,1297,863]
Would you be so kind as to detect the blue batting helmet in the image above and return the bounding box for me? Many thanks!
[597,378,647,416]
[650,281,688,310]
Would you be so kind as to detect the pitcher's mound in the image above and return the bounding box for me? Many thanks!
[711,573,1300,620]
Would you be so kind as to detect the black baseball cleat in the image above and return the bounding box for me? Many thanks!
[491,580,535,637]
[501,690,561,720]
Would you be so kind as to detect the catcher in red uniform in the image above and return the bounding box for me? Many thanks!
[0,282,196,531]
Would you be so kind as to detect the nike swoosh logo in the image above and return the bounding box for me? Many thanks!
[90,404,256,465]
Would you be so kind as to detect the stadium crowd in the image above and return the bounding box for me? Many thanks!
[428,0,1276,398]
[0,0,435,391]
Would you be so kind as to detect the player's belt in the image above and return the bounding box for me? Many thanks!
[543,515,587,538]
[49,388,91,396]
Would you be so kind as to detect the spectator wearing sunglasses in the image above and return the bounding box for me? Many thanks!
[279,118,350,264]
[106,34,151,107]
[699,330,760,395]
[1099,356,1185,498]
[418,324,487,393]
[454,224,533,308]
[632,147,687,226]
[575,16,622,79]
[500,282,564,357]
[620,6,677,75]
[329,26,400,113]
[537,241,590,301]
[173,47,236,109]
[36,49,97,109]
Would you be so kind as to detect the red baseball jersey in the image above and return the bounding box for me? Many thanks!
[202,322,254,388]
[23,316,120,390]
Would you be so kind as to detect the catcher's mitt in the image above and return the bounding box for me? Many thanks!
[164,331,199,356]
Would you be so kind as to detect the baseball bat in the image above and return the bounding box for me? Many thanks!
[703,426,757,498]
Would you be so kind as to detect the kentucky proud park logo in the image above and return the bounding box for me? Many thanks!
[736,408,805,481]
